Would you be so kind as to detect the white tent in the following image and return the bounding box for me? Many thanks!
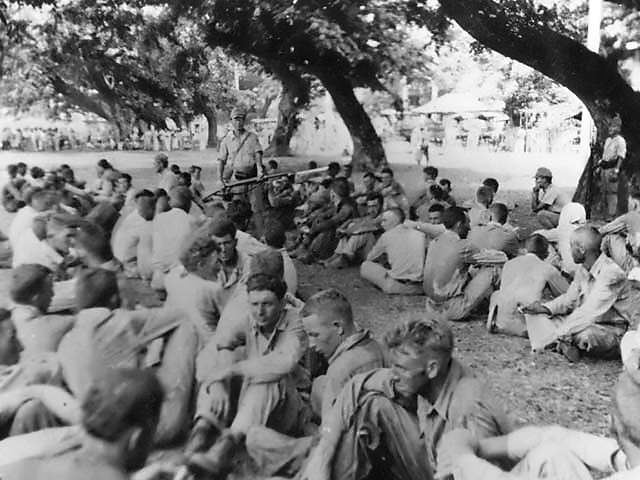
[412,93,505,115]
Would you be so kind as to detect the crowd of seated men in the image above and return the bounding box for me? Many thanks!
[0,153,637,480]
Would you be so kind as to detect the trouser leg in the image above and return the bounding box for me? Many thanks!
[537,210,560,229]
[437,268,497,321]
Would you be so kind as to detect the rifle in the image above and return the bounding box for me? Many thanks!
[202,166,329,203]
[202,172,293,203]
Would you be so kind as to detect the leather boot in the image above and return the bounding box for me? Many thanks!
[187,430,239,477]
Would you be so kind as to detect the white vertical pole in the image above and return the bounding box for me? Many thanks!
[580,0,603,155]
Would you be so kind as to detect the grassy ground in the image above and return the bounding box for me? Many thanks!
[0,145,617,466]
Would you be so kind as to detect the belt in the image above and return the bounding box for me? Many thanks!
[234,167,257,180]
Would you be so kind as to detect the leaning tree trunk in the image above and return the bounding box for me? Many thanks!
[266,64,311,157]
[202,106,218,148]
[316,71,387,170]
[438,0,640,214]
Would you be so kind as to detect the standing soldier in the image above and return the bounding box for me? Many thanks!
[599,115,627,218]
[410,115,430,167]
[218,106,266,235]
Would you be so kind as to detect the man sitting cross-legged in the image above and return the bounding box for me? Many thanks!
[523,226,638,362]
[57,267,198,446]
[243,288,388,477]
[468,202,520,259]
[186,273,309,476]
[300,318,511,480]
[424,206,502,322]
[111,189,156,280]
[360,207,426,295]
[323,193,383,269]
[487,234,569,337]
[599,187,640,274]
[0,367,164,480]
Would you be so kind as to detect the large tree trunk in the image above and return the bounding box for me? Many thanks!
[438,0,640,214]
[265,64,311,157]
[316,71,386,170]
[202,106,218,148]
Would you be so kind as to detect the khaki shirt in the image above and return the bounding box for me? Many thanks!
[218,130,263,176]
[537,185,570,214]
[367,224,426,282]
[468,222,520,258]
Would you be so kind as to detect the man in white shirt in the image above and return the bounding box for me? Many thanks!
[152,186,196,291]
[360,207,426,295]
[8,189,56,252]
[112,189,156,280]
[155,153,178,193]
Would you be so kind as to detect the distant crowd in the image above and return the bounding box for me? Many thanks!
[1,126,204,153]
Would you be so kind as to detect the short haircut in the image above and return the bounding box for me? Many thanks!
[490,202,509,225]
[263,220,286,249]
[155,153,169,168]
[7,164,17,176]
[180,172,192,186]
[170,164,181,174]
[82,367,164,442]
[476,185,494,205]
[180,234,219,274]
[209,215,237,238]
[154,188,168,198]
[17,162,26,170]
[268,160,279,170]
[442,206,467,230]
[428,203,445,213]
[482,177,499,194]
[363,172,378,181]
[439,178,452,189]
[76,222,113,262]
[308,161,318,169]
[526,234,549,259]
[97,159,113,170]
[30,166,45,179]
[10,264,52,304]
[226,200,252,227]
[120,173,132,184]
[429,184,445,201]
[327,162,341,174]
[423,166,439,179]
[385,318,454,360]
[380,167,394,177]
[135,189,155,200]
[75,268,119,310]
[190,165,202,173]
[246,273,287,300]
[168,186,192,210]
[387,206,405,223]
[302,288,353,326]
[331,177,350,198]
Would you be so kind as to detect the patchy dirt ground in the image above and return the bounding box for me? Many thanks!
[0,146,618,471]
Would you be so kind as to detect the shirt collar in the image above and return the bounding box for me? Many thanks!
[328,330,370,365]
[418,358,465,419]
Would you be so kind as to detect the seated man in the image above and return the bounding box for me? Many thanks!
[531,167,569,229]
[599,188,640,273]
[467,185,493,228]
[353,171,379,201]
[301,318,511,480]
[57,268,197,446]
[487,234,569,337]
[8,188,54,253]
[424,207,502,322]
[2,164,26,213]
[186,274,309,476]
[9,264,74,355]
[378,167,410,218]
[164,231,225,349]
[293,178,357,264]
[262,220,297,295]
[523,226,635,361]
[323,193,383,269]
[360,207,426,295]
[0,367,164,480]
[439,178,456,206]
[111,189,155,280]
[410,166,439,216]
[468,203,520,259]
[266,173,299,231]
[245,288,388,477]
[436,356,640,480]
[151,186,196,291]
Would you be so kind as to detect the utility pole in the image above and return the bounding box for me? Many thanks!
[580,0,603,155]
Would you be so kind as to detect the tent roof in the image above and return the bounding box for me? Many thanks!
[412,93,505,114]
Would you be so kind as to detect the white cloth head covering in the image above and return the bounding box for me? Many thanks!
[557,202,586,275]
